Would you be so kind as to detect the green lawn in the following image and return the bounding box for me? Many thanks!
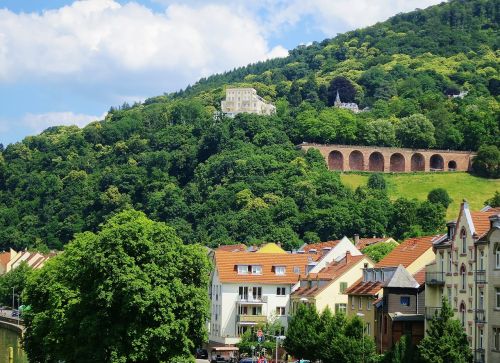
[340,172,500,218]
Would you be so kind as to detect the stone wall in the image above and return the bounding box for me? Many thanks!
[300,143,475,173]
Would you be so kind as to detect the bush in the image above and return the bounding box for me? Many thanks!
[427,188,452,209]
[472,145,500,178]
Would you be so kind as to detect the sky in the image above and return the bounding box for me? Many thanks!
[0,0,444,145]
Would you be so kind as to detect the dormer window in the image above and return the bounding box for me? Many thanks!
[237,265,249,275]
[275,266,286,276]
[252,265,262,275]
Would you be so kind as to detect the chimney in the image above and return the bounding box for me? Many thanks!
[490,214,500,229]
[354,234,359,245]
[345,250,351,263]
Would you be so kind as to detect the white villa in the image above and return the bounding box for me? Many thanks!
[220,88,276,117]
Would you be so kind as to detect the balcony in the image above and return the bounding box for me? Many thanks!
[237,296,268,304]
[237,315,267,324]
[425,272,445,285]
[474,309,486,324]
[425,307,441,320]
[475,270,487,284]
[474,348,485,363]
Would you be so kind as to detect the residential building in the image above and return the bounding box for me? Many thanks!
[220,88,276,117]
[0,249,55,274]
[346,234,440,345]
[334,91,361,113]
[425,203,500,363]
[209,250,310,347]
[290,251,374,314]
[354,235,397,251]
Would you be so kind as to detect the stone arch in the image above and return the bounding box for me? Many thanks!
[448,160,457,171]
[328,150,344,171]
[389,153,405,172]
[411,153,425,172]
[430,154,444,171]
[368,152,384,172]
[349,150,364,171]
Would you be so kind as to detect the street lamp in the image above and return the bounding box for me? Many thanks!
[357,312,365,363]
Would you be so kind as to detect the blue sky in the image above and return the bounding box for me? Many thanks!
[0,0,442,145]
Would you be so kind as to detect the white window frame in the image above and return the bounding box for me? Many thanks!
[496,288,500,309]
[252,265,262,275]
[238,265,249,275]
[275,266,286,276]
[276,306,286,316]
[496,245,500,269]
[358,296,363,310]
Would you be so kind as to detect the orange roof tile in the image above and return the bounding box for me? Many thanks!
[471,208,500,237]
[413,267,426,286]
[215,250,310,284]
[301,240,341,253]
[356,237,391,250]
[0,252,11,268]
[345,278,382,296]
[376,235,442,268]
[216,244,247,252]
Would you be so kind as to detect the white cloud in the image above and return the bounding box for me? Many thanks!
[22,111,105,134]
[0,0,287,83]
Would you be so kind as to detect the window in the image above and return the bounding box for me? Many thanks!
[439,253,444,273]
[496,288,500,309]
[293,266,301,274]
[461,228,467,254]
[479,290,484,309]
[447,288,452,303]
[400,296,411,307]
[339,282,348,293]
[276,287,286,296]
[238,265,249,274]
[252,265,262,275]
[251,306,262,315]
[448,252,452,273]
[479,250,484,270]
[351,296,355,310]
[460,265,466,291]
[276,307,286,316]
[239,286,248,300]
[359,296,363,310]
[496,245,500,269]
[494,328,500,351]
[239,305,248,315]
[252,287,262,300]
[275,266,286,276]
[365,322,371,335]
[335,303,347,314]
[367,299,371,310]
[460,303,466,327]
[479,328,484,349]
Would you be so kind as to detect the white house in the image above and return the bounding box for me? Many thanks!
[220,88,276,117]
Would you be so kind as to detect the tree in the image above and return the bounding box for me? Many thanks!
[418,297,472,363]
[485,191,500,207]
[396,114,436,149]
[283,304,321,361]
[367,173,387,191]
[416,201,446,234]
[328,76,357,105]
[0,262,32,307]
[472,145,500,178]
[383,334,419,363]
[23,210,211,363]
[362,241,399,263]
[363,119,397,147]
[427,188,452,209]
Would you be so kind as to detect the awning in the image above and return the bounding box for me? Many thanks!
[212,347,239,352]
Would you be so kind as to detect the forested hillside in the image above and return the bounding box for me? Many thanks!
[0,0,498,250]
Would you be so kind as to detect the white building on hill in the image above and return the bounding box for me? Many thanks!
[221,88,276,117]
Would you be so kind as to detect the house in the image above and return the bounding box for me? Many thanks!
[220,88,276,117]
[208,250,310,347]
[353,235,398,251]
[334,91,361,113]
[425,202,500,363]
[290,251,374,315]
[346,234,440,346]
[0,249,55,274]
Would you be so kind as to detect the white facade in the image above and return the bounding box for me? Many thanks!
[221,88,276,117]
[306,236,362,274]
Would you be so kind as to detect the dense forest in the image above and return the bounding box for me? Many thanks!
[0,0,498,250]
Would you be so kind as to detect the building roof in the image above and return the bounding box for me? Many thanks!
[0,252,11,268]
[376,234,442,268]
[356,237,394,251]
[214,250,310,284]
[383,265,419,289]
[300,240,341,253]
[292,254,366,298]
[413,267,426,286]
[345,279,382,296]
[470,207,500,238]
[256,243,287,254]
[216,244,247,252]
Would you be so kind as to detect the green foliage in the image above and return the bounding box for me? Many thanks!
[485,191,500,207]
[382,334,419,363]
[418,297,473,363]
[427,188,453,209]
[367,173,387,191]
[23,210,211,363]
[472,145,500,178]
[396,114,436,149]
[0,262,32,307]
[362,241,399,263]
[283,304,321,361]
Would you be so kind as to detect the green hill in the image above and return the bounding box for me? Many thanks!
[0,0,498,250]
[340,172,500,218]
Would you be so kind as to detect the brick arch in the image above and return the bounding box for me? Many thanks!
[349,150,364,171]
[411,153,425,171]
[448,160,457,171]
[368,152,384,172]
[390,153,405,172]
[328,150,344,171]
[430,154,444,171]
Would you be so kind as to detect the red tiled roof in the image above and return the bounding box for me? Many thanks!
[0,252,10,268]
[216,244,247,252]
[301,240,341,253]
[413,267,426,286]
[215,250,310,284]
[471,208,500,237]
[376,235,441,268]
[356,237,392,250]
[345,278,382,296]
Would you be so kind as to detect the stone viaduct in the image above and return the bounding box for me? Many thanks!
[300,144,475,173]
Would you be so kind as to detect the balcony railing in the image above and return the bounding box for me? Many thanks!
[475,270,487,284]
[425,272,445,285]
[237,315,267,323]
[237,296,268,304]
[425,307,441,320]
[474,348,485,363]
[475,309,486,324]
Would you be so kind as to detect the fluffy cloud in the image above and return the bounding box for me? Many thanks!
[22,111,105,134]
[0,0,287,83]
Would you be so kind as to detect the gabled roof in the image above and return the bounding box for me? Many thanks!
[299,239,341,253]
[383,265,419,289]
[376,234,441,268]
[256,243,287,254]
[0,252,11,268]
[470,207,500,238]
[216,244,247,252]
[356,237,394,251]
[413,267,426,287]
[214,250,309,284]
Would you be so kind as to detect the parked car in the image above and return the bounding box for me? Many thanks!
[196,348,209,359]
[211,356,227,363]
[11,310,19,317]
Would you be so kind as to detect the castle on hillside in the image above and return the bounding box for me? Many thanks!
[334,91,362,113]
[221,88,276,117]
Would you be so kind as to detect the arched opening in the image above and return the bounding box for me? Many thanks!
[460,264,466,290]
[389,153,405,172]
[430,154,444,171]
[411,153,425,172]
[459,302,466,327]
[448,160,457,171]
[349,150,364,171]
[368,152,384,172]
[328,150,344,171]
